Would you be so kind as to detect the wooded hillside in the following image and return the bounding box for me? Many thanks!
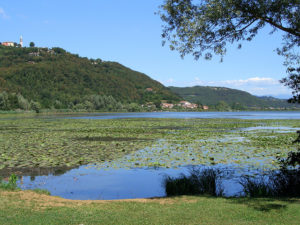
[0,46,180,110]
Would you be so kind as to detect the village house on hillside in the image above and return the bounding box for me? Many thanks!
[202,105,209,110]
[145,88,153,92]
[161,103,174,109]
[178,101,198,109]
[28,52,40,57]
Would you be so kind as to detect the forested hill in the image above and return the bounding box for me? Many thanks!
[0,46,180,109]
[169,86,299,109]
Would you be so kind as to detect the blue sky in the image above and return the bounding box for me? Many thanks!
[0,0,295,98]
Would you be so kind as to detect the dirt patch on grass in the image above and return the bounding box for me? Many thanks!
[121,196,198,204]
[0,190,198,210]
[1,191,96,207]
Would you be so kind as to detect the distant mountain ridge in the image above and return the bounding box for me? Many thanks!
[169,86,299,109]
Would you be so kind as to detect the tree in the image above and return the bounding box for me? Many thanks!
[280,67,300,103]
[154,100,162,109]
[29,42,35,47]
[52,47,66,54]
[215,101,231,111]
[195,100,203,109]
[30,100,41,113]
[159,0,300,100]
[126,103,141,112]
[0,92,9,110]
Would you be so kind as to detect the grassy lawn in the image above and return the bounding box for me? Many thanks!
[1,189,300,225]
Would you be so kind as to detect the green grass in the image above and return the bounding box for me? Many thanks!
[0,189,300,225]
[31,188,51,195]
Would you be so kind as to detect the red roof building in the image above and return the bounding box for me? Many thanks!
[1,42,14,47]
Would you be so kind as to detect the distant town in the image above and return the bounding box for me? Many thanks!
[161,101,208,110]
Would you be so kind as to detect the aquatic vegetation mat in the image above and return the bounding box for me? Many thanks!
[0,115,300,174]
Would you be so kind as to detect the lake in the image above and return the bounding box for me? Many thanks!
[1,111,299,200]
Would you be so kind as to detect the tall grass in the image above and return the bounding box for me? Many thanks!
[240,169,300,197]
[164,167,224,197]
[241,145,300,197]
[239,175,275,197]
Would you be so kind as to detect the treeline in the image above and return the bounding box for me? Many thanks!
[0,92,41,112]
[206,101,246,111]
[0,92,147,112]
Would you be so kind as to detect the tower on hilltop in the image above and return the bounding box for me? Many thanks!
[20,35,23,47]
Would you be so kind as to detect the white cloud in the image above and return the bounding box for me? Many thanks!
[0,8,8,19]
[205,77,278,87]
[161,76,292,98]
[166,78,175,84]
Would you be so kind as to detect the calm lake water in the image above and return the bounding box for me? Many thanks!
[5,111,300,200]
[17,165,247,200]
[18,166,191,200]
[68,111,300,120]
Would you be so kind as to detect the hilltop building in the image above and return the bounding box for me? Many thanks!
[20,35,23,47]
[1,42,14,47]
[1,36,23,47]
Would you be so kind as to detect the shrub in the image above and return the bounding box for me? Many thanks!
[30,100,41,113]
[0,174,18,190]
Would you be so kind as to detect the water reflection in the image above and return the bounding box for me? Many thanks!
[0,166,77,177]
[17,166,189,200]
[7,164,268,200]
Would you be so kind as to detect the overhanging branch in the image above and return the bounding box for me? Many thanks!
[258,16,300,38]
